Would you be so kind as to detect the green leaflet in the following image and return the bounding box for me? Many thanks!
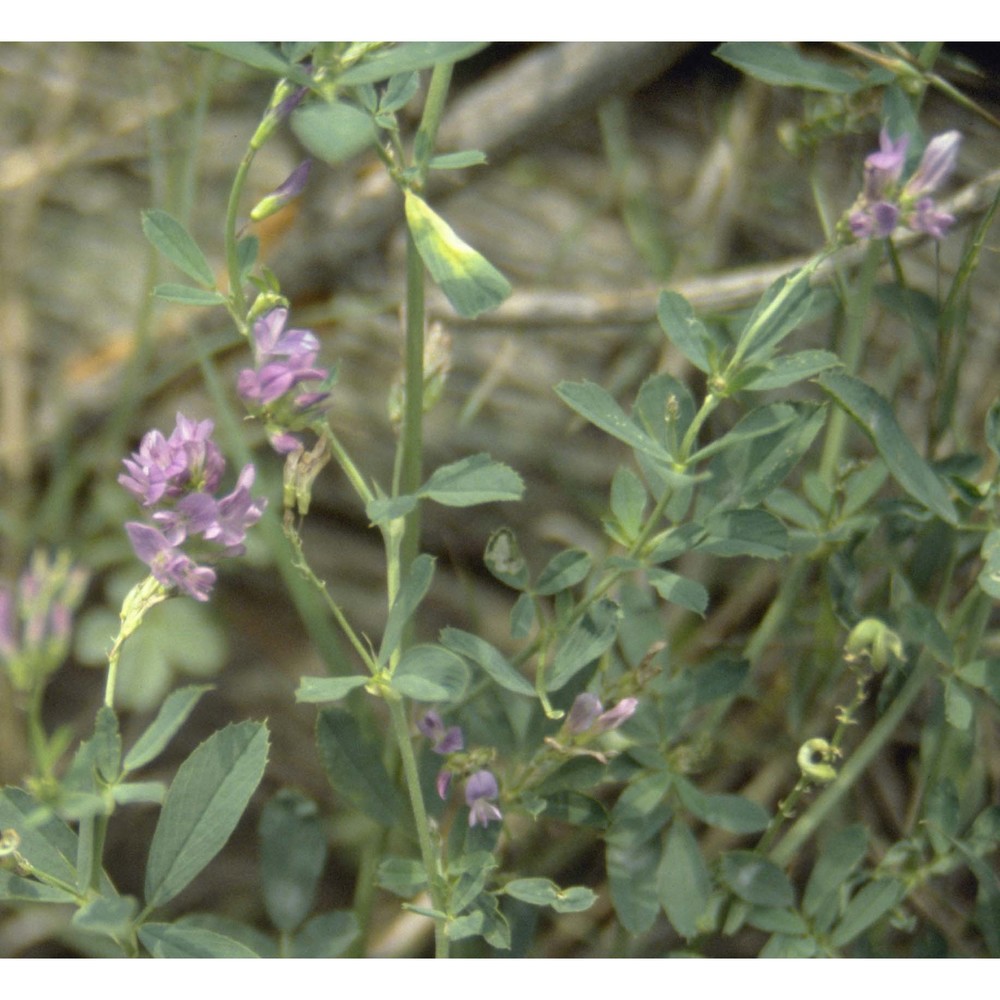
[144,721,269,910]
[337,43,487,85]
[391,644,470,702]
[315,708,404,827]
[139,922,261,958]
[715,42,862,93]
[291,100,375,164]
[259,789,328,933]
[141,209,215,288]
[404,191,512,318]
[124,685,214,773]
[816,371,958,524]
[658,820,712,939]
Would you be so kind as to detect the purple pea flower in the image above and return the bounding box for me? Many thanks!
[125,523,217,602]
[566,692,604,734]
[238,308,333,454]
[903,131,961,199]
[0,587,15,660]
[845,129,961,243]
[417,710,465,755]
[436,770,453,801]
[121,414,267,602]
[465,770,502,828]
[861,129,908,201]
[565,692,639,735]
[593,697,639,733]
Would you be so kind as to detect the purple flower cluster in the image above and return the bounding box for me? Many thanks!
[848,129,961,241]
[0,551,88,691]
[119,413,267,601]
[418,710,502,828]
[565,693,638,735]
[237,307,332,454]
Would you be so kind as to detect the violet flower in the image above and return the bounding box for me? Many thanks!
[0,551,88,692]
[465,770,502,828]
[126,523,217,602]
[238,308,333,454]
[417,710,465,754]
[565,692,638,735]
[121,413,267,602]
[846,129,961,242]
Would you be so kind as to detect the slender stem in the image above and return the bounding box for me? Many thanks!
[386,695,449,957]
[677,392,721,466]
[395,60,455,580]
[318,423,375,508]
[397,231,427,580]
[744,558,810,667]
[412,62,454,183]
[224,149,255,323]
[769,654,933,867]
[818,238,883,484]
[283,523,378,675]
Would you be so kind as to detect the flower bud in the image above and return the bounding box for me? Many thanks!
[844,617,904,672]
[250,160,312,222]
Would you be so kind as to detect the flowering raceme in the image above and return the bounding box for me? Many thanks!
[238,307,333,454]
[846,129,961,241]
[417,710,503,827]
[0,550,88,692]
[120,413,267,601]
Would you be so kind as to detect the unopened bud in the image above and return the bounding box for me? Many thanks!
[844,617,903,672]
[250,160,312,222]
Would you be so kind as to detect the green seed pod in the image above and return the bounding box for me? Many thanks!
[844,617,903,672]
[797,738,838,784]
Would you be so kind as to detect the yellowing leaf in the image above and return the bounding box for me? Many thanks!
[404,191,511,318]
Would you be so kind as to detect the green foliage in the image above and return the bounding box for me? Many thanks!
[144,721,270,909]
[291,101,375,164]
[816,371,958,524]
[714,43,862,93]
[658,820,712,939]
[258,789,328,933]
[336,43,488,85]
[405,192,513,317]
[6,40,1000,960]
[139,921,262,958]
[392,644,470,702]
[141,209,216,288]
[314,708,404,827]
[123,685,213,773]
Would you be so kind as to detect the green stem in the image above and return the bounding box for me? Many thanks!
[818,238,883,485]
[725,251,830,375]
[395,229,427,595]
[412,61,455,183]
[386,696,449,957]
[677,392,722,466]
[318,423,375,508]
[769,654,933,867]
[395,59,455,580]
[283,523,378,674]
[224,149,255,323]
